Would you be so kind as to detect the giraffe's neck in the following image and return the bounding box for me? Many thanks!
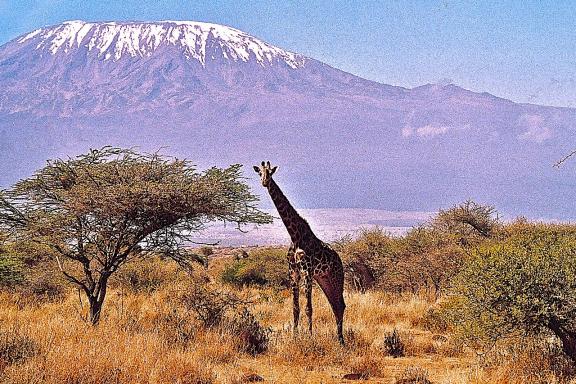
[267,179,316,245]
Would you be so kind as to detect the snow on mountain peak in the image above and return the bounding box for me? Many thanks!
[17,20,306,68]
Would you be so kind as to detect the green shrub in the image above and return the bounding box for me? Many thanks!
[221,247,287,287]
[447,223,576,362]
[334,228,400,292]
[113,257,179,293]
[431,199,500,244]
[0,253,23,287]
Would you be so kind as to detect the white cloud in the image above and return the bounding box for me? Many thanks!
[518,114,551,143]
[402,122,452,138]
[401,126,413,137]
[416,124,450,137]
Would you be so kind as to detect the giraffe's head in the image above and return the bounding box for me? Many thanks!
[253,161,278,187]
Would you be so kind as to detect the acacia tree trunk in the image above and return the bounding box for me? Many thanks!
[88,297,103,324]
[87,275,109,325]
[549,318,576,363]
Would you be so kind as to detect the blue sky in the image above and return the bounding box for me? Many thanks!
[1,0,574,107]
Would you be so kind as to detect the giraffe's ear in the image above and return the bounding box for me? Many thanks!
[270,166,278,175]
[253,166,261,174]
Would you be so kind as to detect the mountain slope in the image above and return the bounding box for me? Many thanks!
[1,20,576,219]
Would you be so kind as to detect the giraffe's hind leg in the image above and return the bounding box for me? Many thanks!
[316,275,346,345]
[304,270,313,334]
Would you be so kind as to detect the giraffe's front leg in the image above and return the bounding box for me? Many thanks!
[290,264,301,333]
[287,246,300,333]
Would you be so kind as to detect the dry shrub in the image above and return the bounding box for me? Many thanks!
[347,353,383,379]
[418,306,448,333]
[395,366,432,384]
[240,372,264,382]
[479,338,576,384]
[275,332,346,367]
[428,334,463,358]
[153,306,197,346]
[343,328,372,351]
[227,309,271,355]
[384,328,405,357]
[0,328,37,371]
[379,294,432,327]
[402,331,437,356]
[11,268,67,307]
[181,282,246,328]
[191,330,237,365]
[150,353,215,384]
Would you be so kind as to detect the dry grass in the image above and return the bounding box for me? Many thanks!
[0,255,571,384]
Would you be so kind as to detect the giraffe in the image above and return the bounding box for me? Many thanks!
[253,161,346,344]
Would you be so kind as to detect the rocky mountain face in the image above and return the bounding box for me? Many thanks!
[1,20,576,218]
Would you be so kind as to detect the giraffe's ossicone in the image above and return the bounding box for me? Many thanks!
[253,161,346,344]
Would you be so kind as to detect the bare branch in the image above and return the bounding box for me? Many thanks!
[554,149,576,168]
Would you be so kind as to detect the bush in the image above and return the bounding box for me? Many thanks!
[0,328,38,370]
[113,257,179,293]
[20,270,66,302]
[221,247,288,287]
[395,367,431,384]
[448,223,576,362]
[431,199,499,244]
[478,338,575,384]
[181,282,246,328]
[153,306,197,346]
[228,309,270,355]
[336,225,467,296]
[419,307,449,333]
[0,253,23,287]
[335,229,400,292]
[0,238,66,302]
[198,246,213,258]
[384,328,405,358]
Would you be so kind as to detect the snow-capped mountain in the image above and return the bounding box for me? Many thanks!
[1,20,576,219]
[16,20,305,67]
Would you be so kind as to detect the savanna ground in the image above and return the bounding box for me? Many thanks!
[1,240,573,384]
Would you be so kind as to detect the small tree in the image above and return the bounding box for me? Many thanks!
[0,147,271,324]
[431,200,499,244]
[448,223,576,362]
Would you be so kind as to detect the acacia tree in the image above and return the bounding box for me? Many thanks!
[431,200,500,244]
[448,223,576,363]
[0,147,271,324]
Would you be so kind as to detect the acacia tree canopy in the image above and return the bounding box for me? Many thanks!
[0,147,271,323]
[431,200,499,243]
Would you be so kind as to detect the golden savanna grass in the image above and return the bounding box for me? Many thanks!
[0,254,571,384]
